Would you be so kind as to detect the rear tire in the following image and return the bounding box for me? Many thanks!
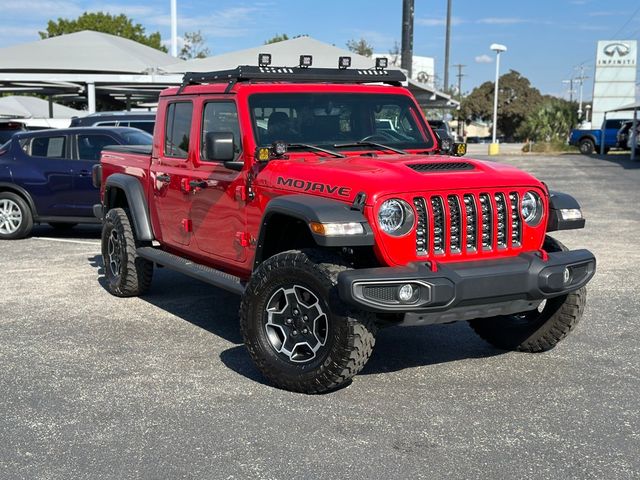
[240,249,377,393]
[101,208,153,297]
[469,236,586,352]
[0,192,33,240]
[578,138,595,155]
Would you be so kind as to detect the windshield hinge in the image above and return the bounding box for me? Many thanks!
[351,192,367,211]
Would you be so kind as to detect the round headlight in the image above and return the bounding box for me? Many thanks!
[521,191,543,225]
[378,199,414,236]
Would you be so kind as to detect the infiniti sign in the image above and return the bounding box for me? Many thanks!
[604,42,631,57]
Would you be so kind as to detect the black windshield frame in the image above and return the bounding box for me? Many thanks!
[248,93,434,152]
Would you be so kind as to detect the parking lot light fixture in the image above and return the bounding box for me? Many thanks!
[489,43,507,155]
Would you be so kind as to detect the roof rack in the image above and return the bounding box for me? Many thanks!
[178,65,407,94]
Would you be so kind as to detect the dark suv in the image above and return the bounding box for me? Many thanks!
[0,127,151,239]
[70,112,156,134]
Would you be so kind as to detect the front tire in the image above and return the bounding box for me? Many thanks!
[101,208,153,297]
[240,250,377,394]
[469,236,586,352]
[0,192,33,240]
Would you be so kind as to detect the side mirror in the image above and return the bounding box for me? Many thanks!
[204,131,243,171]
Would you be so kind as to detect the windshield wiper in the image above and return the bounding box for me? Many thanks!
[287,143,345,158]
[333,141,408,155]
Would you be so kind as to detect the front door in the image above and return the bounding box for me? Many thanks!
[190,101,247,263]
[73,132,119,217]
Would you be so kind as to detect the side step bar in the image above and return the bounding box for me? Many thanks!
[137,247,245,295]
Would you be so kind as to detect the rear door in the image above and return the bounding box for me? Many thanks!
[19,134,75,216]
[73,132,120,216]
[150,100,195,247]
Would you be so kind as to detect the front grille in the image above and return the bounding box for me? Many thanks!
[413,191,523,257]
[408,162,474,172]
[431,196,445,255]
[413,197,429,256]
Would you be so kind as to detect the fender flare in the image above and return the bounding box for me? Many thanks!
[577,134,598,146]
[547,191,585,231]
[104,174,154,241]
[0,182,38,217]
[254,194,374,266]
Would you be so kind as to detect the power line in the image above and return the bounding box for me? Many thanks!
[611,4,640,39]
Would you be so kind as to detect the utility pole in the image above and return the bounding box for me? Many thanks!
[444,0,452,91]
[401,0,414,78]
[562,78,574,102]
[575,65,589,120]
[453,64,465,137]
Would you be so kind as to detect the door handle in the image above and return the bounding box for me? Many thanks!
[156,173,171,183]
[189,179,208,189]
[78,169,91,177]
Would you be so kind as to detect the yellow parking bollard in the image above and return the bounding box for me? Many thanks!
[488,143,500,155]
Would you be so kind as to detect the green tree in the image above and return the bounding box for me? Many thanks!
[179,31,210,59]
[461,70,543,140]
[39,12,165,51]
[517,97,578,142]
[264,33,289,44]
[346,38,374,57]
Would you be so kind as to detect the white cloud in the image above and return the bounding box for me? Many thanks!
[86,3,157,17]
[416,16,464,27]
[148,6,260,38]
[475,54,493,64]
[477,17,526,25]
[587,11,617,16]
[0,0,82,15]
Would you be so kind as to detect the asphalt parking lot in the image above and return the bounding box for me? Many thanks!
[1,153,639,479]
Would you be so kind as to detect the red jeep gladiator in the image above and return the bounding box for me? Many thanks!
[94,57,596,393]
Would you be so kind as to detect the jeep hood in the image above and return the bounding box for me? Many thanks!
[258,154,545,205]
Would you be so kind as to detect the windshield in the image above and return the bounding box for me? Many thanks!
[121,130,153,145]
[249,93,434,151]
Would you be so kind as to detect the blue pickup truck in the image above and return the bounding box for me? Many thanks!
[569,118,629,155]
[0,127,151,239]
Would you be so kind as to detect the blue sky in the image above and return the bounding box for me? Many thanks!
[1,0,639,99]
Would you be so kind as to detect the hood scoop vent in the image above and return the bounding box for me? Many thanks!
[407,162,474,173]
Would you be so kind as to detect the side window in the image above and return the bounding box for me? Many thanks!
[129,121,155,134]
[201,102,241,161]
[165,102,193,158]
[77,134,118,161]
[30,136,67,158]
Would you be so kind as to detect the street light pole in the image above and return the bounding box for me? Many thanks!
[171,0,178,58]
[489,43,507,154]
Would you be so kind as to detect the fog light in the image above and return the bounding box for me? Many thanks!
[398,284,415,302]
[563,267,571,285]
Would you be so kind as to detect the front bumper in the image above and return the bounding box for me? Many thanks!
[337,249,596,325]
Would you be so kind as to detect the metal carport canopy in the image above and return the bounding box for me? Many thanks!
[0,31,184,113]
[164,36,457,110]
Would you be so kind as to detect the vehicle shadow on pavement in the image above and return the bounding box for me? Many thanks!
[31,224,102,239]
[595,154,640,169]
[88,254,503,385]
[88,254,244,346]
[360,323,503,375]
